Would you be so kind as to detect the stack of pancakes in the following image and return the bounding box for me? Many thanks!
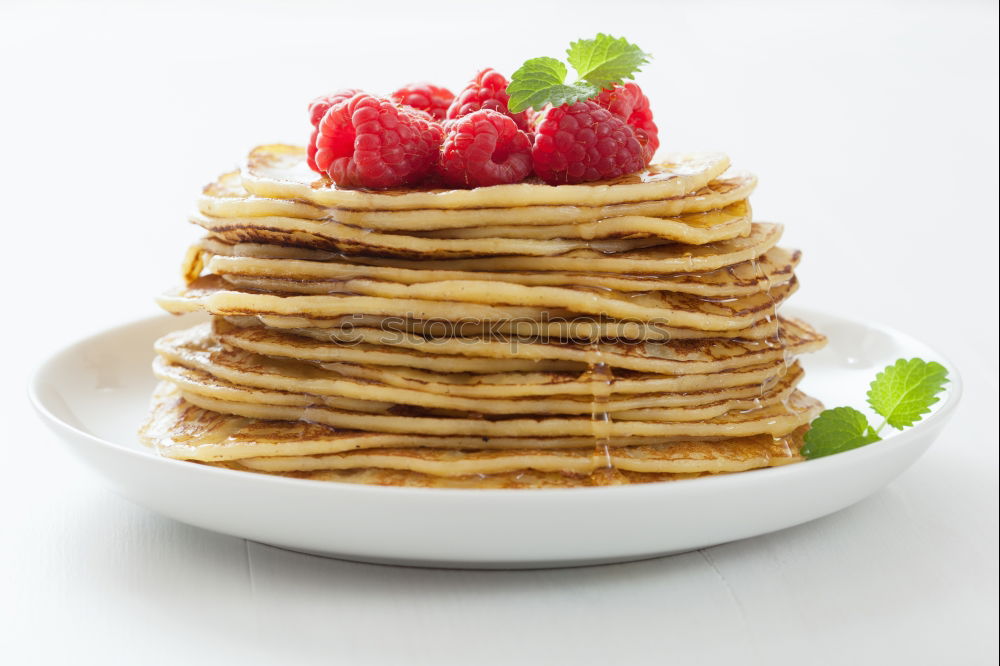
[142,144,826,488]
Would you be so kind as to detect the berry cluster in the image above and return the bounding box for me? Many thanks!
[306,71,658,189]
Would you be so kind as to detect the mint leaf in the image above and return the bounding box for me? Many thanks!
[506,35,651,112]
[801,407,881,459]
[867,358,949,429]
[566,34,651,88]
[507,57,600,114]
[802,357,950,461]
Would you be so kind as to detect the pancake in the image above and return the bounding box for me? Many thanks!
[407,200,750,241]
[196,167,754,255]
[191,211,680,259]
[199,221,782,276]
[153,326,808,415]
[209,317,824,374]
[311,360,795,398]
[237,428,803,476]
[160,274,555,322]
[158,272,796,333]
[142,383,806,476]
[228,465,713,487]
[239,310,783,342]
[200,168,756,230]
[240,144,731,210]
[154,356,804,424]
[172,377,821,437]
[155,353,800,416]
[163,348,806,413]
[201,246,801,298]
[234,467,702,488]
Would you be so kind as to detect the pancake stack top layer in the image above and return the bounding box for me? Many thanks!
[143,144,826,488]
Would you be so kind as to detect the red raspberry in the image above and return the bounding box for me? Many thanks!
[531,101,645,185]
[446,68,532,132]
[390,82,454,121]
[314,93,443,189]
[595,83,659,163]
[308,88,362,127]
[307,127,321,173]
[307,88,361,172]
[439,110,532,188]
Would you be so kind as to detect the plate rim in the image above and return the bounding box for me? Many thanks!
[28,306,964,499]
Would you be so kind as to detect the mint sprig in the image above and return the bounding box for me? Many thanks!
[801,358,949,459]
[507,58,601,116]
[867,358,949,429]
[800,407,881,458]
[566,35,651,88]
[506,34,651,113]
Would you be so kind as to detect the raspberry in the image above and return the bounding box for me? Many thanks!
[314,93,443,189]
[595,83,659,163]
[446,68,532,132]
[390,82,454,121]
[307,88,361,172]
[439,110,532,188]
[307,127,321,173]
[531,101,645,185]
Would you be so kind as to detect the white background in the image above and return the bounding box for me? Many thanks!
[1,0,997,664]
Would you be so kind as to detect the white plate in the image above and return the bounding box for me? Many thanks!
[29,308,961,569]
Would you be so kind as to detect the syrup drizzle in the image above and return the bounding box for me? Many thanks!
[586,342,615,480]
[749,251,796,452]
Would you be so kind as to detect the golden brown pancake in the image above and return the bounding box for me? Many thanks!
[152,333,807,416]
[239,311,785,342]
[236,429,803,476]
[199,167,756,230]
[191,211,676,259]
[215,464,704,488]
[205,317,824,374]
[240,144,731,210]
[168,375,821,438]
[158,272,796,334]
[194,169,755,256]
[142,383,806,480]
[308,360,795,398]
[200,246,800,298]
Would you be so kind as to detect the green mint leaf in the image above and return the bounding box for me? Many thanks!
[566,33,651,88]
[801,406,881,459]
[867,358,949,429]
[507,57,600,113]
[803,357,950,461]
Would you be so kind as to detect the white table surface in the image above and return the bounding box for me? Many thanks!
[2,1,997,663]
